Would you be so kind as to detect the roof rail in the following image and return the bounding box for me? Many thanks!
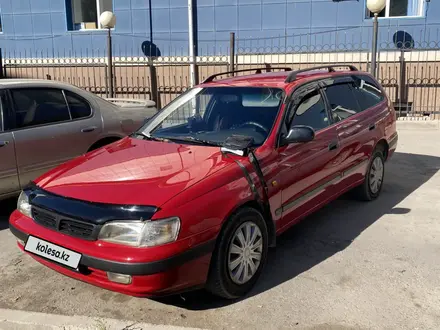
[285,64,358,83]
[203,67,292,83]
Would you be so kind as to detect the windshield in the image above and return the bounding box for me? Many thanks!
[139,87,284,147]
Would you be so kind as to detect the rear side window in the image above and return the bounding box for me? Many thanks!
[324,83,361,122]
[65,91,92,119]
[352,75,385,111]
[291,91,329,131]
[11,89,70,129]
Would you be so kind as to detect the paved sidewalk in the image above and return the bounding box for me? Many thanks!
[0,308,203,330]
[396,117,440,129]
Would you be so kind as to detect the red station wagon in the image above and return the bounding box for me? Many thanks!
[9,65,398,299]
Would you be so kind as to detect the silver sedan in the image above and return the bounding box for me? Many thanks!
[0,79,157,200]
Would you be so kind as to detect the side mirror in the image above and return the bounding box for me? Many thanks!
[283,125,315,144]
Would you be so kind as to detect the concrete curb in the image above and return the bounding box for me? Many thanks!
[0,309,204,330]
[396,119,440,130]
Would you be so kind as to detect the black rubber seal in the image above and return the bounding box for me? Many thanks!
[248,151,269,202]
[232,159,260,201]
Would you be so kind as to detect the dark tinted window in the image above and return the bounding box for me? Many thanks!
[291,91,329,131]
[324,83,361,122]
[65,91,92,119]
[11,89,70,128]
[352,75,384,111]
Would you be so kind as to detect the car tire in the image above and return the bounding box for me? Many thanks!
[354,147,386,201]
[206,207,269,299]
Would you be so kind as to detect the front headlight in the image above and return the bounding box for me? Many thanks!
[17,191,32,218]
[98,217,180,247]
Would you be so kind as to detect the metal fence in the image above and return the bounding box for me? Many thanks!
[2,32,440,118]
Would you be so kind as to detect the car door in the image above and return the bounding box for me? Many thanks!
[275,84,341,231]
[0,89,20,197]
[323,76,384,188]
[10,87,102,187]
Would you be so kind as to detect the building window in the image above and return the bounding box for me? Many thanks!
[67,0,113,30]
[366,0,424,18]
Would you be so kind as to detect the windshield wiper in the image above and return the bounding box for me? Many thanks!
[131,132,168,142]
[166,136,222,147]
[132,132,221,146]
[131,132,149,139]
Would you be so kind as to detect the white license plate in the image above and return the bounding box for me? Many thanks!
[25,236,82,269]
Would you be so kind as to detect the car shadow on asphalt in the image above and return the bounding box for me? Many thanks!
[156,151,440,310]
[0,197,17,231]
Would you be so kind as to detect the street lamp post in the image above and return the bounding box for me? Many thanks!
[367,0,386,78]
[188,0,199,87]
[100,11,116,98]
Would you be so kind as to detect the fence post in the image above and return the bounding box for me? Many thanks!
[370,13,379,78]
[107,28,114,98]
[149,58,161,109]
[399,49,407,112]
[229,32,235,75]
[104,61,109,98]
[0,49,3,79]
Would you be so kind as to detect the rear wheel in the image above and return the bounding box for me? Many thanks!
[354,148,385,201]
[206,207,268,299]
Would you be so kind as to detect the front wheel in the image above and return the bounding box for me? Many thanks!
[354,148,385,201]
[206,207,268,299]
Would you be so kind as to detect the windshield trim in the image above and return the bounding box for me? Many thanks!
[140,87,203,134]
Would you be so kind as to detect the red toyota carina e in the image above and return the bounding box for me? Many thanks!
[9,65,398,299]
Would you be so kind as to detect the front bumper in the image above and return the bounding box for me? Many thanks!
[9,212,214,297]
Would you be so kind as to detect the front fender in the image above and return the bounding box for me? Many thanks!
[154,164,256,246]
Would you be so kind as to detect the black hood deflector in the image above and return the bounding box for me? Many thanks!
[24,183,158,225]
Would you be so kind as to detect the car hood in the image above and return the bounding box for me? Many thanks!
[35,137,233,206]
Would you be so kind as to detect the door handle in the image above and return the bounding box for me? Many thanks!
[338,124,351,130]
[369,123,376,131]
[328,141,338,151]
[0,141,9,148]
[81,126,97,133]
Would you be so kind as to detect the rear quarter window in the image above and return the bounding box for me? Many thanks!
[64,91,92,119]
